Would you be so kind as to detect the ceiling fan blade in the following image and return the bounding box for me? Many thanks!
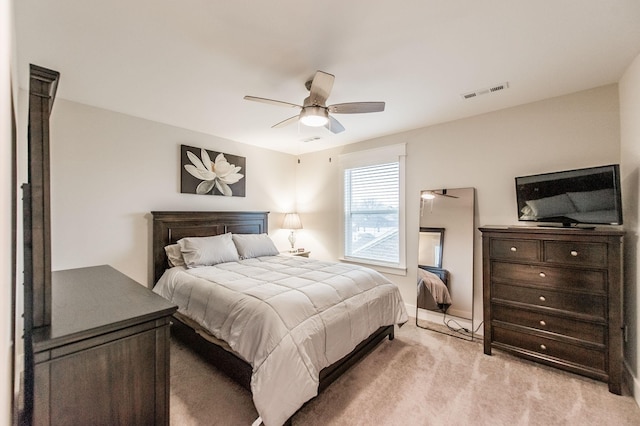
[244,95,301,109]
[421,190,459,199]
[271,115,300,128]
[308,71,335,106]
[328,101,385,114]
[440,189,459,198]
[325,115,345,134]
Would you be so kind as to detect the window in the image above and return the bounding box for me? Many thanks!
[340,144,406,272]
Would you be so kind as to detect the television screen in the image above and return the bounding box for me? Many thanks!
[515,164,623,226]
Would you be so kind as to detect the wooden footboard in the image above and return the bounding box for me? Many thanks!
[170,316,253,390]
[170,314,394,393]
[318,324,393,392]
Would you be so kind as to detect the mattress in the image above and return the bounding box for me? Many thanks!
[153,255,408,425]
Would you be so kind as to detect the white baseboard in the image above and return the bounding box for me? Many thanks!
[623,359,640,408]
[406,303,480,335]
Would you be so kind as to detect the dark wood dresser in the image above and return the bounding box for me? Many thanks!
[31,265,177,425]
[480,226,624,394]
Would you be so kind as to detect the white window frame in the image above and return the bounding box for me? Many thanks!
[339,143,406,275]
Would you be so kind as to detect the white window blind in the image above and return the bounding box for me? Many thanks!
[344,162,400,264]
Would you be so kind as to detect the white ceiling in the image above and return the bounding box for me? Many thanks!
[15,1,640,155]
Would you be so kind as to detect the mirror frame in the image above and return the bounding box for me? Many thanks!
[418,227,445,268]
[416,187,475,341]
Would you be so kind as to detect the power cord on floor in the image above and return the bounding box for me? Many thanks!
[442,311,483,338]
[416,304,483,341]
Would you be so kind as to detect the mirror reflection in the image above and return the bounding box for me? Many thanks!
[417,187,475,338]
[418,227,444,268]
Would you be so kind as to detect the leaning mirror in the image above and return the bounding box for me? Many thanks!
[416,187,475,340]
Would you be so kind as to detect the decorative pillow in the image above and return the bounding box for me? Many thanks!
[525,193,576,218]
[567,189,615,213]
[232,233,280,259]
[178,233,240,268]
[164,243,185,267]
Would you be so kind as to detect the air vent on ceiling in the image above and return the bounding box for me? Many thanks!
[461,82,509,100]
[301,136,322,143]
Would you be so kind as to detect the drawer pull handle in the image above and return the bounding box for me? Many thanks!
[570,250,578,257]
[539,320,546,326]
[539,272,546,278]
[540,344,547,350]
[539,296,546,302]
[510,246,517,252]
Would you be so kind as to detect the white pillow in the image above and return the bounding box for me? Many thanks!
[178,233,239,268]
[164,243,185,267]
[567,189,615,212]
[232,233,280,259]
[525,193,576,218]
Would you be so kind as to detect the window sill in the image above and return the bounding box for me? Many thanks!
[338,258,407,276]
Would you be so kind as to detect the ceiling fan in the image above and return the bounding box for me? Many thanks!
[243,70,385,134]
[420,189,459,216]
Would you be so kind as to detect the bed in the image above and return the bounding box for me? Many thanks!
[150,211,408,426]
[416,265,452,313]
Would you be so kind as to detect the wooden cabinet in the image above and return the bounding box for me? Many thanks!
[480,226,624,394]
[31,266,177,425]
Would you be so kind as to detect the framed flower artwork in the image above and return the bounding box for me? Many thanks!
[180,144,246,197]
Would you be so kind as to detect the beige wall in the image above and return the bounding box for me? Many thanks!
[44,99,298,287]
[297,84,621,334]
[620,51,640,404]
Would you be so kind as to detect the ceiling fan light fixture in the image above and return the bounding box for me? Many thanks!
[421,191,436,200]
[300,106,329,127]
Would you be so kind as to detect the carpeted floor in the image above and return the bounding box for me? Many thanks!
[170,320,640,425]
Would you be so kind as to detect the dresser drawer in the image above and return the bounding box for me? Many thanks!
[493,326,605,372]
[492,304,605,344]
[490,238,539,261]
[544,241,607,267]
[492,262,606,292]
[492,282,606,319]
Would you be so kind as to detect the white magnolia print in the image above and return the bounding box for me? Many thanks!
[184,149,244,196]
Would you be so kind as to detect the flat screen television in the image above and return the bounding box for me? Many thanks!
[515,164,623,227]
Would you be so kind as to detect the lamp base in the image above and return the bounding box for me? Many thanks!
[288,230,296,251]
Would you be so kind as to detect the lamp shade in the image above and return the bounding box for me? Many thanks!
[282,213,303,230]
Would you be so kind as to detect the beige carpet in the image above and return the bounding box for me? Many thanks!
[170,320,640,425]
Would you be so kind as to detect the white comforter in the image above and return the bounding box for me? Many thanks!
[153,255,408,426]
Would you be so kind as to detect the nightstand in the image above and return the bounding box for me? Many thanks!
[281,250,311,258]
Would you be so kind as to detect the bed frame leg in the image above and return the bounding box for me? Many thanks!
[389,327,395,341]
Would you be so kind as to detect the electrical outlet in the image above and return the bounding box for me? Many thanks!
[624,324,628,343]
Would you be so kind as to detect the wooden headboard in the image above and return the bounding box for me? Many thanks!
[151,211,269,285]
